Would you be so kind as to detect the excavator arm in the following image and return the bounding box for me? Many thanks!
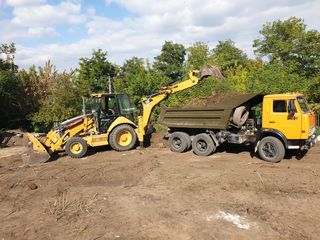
[137,65,224,144]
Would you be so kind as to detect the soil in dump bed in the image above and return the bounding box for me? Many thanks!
[183,92,242,108]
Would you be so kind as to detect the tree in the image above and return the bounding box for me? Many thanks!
[210,40,249,73]
[186,42,209,69]
[114,57,169,105]
[32,71,82,129]
[76,49,116,95]
[247,62,304,94]
[253,17,320,77]
[154,41,186,81]
[0,43,17,73]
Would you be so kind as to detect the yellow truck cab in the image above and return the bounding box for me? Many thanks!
[257,93,317,161]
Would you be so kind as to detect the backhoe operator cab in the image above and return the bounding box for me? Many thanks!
[84,93,136,133]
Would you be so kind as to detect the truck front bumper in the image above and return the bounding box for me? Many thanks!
[305,134,319,149]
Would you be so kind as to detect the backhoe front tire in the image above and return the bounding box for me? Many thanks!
[258,136,285,163]
[65,137,88,158]
[109,124,137,151]
[168,132,191,153]
[192,133,216,156]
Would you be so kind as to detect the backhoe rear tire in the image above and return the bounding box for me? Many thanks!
[168,132,191,153]
[192,133,216,156]
[109,124,137,151]
[65,137,88,158]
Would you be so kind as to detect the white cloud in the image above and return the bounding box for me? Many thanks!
[11,1,86,27]
[5,0,46,7]
[1,0,319,70]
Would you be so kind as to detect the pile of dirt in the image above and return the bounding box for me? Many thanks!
[0,129,29,147]
[184,92,242,108]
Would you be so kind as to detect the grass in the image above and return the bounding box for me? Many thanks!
[47,191,97,220]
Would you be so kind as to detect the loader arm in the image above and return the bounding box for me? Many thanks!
[137,65,224,144]
[26,115,95,164]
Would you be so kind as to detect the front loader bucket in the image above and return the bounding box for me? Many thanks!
[200,65,224,80]
[24,133,51,164]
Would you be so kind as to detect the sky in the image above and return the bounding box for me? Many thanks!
[0,0,319,70]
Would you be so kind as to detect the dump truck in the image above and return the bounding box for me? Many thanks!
[26,65,224,164]
[158,93,318,163]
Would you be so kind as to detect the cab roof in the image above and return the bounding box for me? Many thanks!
[264,93,303,98]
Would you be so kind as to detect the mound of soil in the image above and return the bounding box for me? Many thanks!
[0,129,29,147]
[184,92,242,108]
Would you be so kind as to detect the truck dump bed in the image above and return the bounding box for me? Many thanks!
[158,93,264,130]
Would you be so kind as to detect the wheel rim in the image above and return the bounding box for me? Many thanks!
[117,130,133,147]
[262,142,276,158]
[70,142,83,154]
[172,137,182,149]
[196,140,207,152]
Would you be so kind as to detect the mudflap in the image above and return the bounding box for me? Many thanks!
[24,133,51,165]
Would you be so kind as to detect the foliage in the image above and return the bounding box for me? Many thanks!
[210,40,249,73]
[254,17,320,77]
[247,62,304,94]
[186,42,210,69]
[154,41,186,81]
[0,70,23,128]
[114,57,169,106]
[76,49,116,95]
[31,71,82,128]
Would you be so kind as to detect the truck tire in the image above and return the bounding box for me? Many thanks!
[232,106,249,127]
[65,137,88,158]
[258,136,285,163]
[109,124,137,151]
[168,132,191,153]
[192,133,216,156]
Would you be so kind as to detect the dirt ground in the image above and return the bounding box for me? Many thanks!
[0,133,320,240]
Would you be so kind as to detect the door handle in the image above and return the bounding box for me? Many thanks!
[269,121,275,123]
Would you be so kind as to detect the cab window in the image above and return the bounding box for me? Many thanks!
[273,100,287,113]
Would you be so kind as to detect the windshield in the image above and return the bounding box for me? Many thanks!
[296,96,310,113]
[118,94,136,114]
[82,97,99,115]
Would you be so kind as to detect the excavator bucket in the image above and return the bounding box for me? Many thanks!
[200,65,224,80]
[24,133,51,164]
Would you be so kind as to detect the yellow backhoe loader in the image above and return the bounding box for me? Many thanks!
[26,65,223,164]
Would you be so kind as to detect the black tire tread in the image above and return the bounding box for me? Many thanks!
[65,137,88,158]
[192,133,216,156]
[109,124,137,151]
[168,132,191,153]
[258,136,285,163]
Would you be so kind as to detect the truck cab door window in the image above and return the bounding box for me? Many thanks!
[273,100,287,113]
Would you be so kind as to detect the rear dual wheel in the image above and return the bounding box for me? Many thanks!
[192,133,216,156]
[168,132,191,153]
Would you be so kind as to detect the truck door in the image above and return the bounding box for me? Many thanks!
[266,99,301,140]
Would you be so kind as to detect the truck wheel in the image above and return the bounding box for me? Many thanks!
[168,132,191,153]
[232,106,249,127]
[192,133,216,156]
[65,137,88,158]
[109,124,137,151]
[258,136,285,163]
